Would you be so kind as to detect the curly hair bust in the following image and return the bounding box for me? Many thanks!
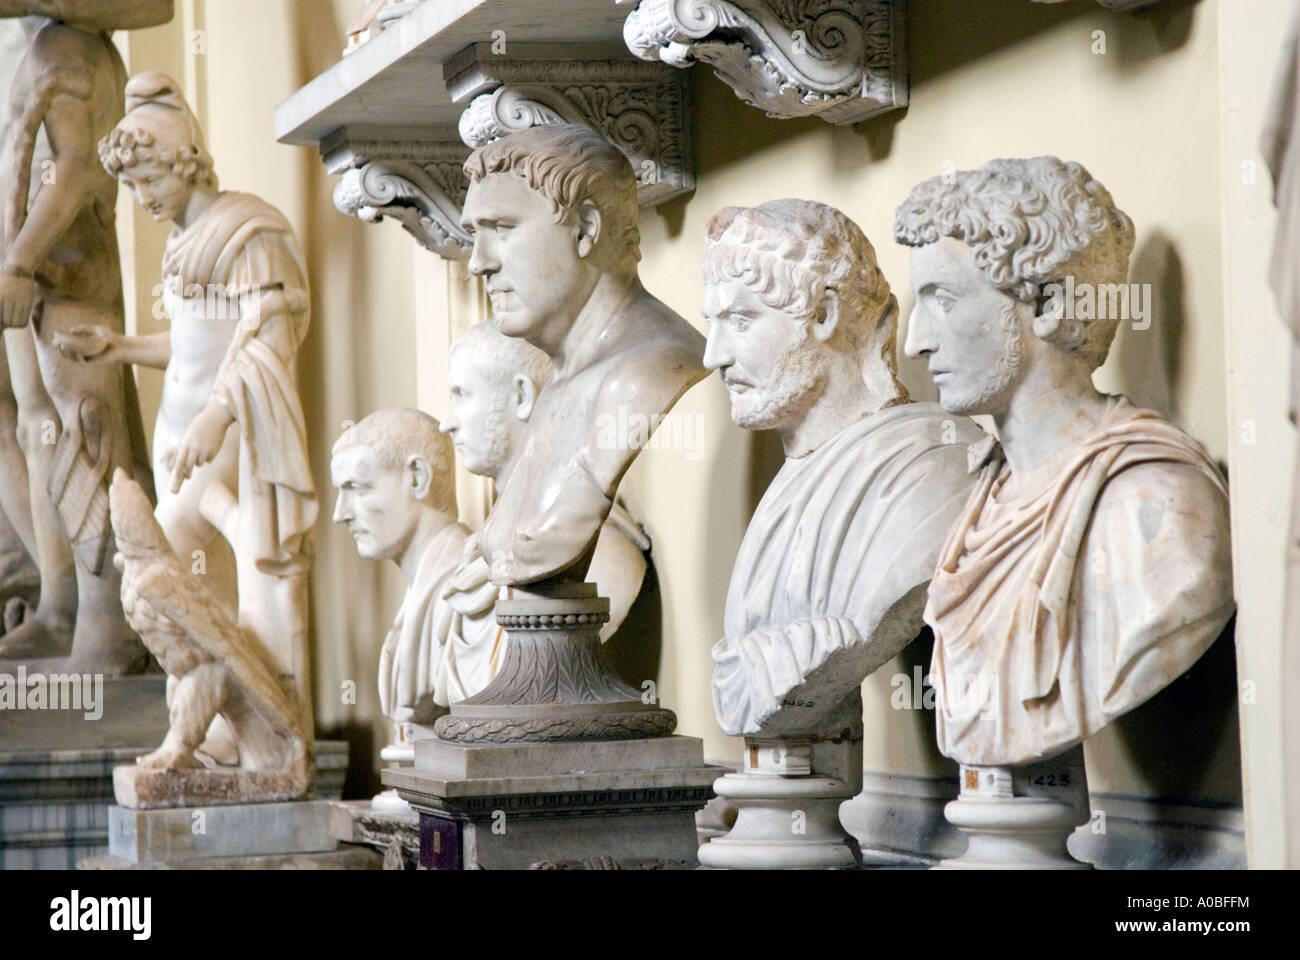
[703,198,904,399]
[894,157,1135,370]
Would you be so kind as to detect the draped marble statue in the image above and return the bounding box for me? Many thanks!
[0,3,172,671]
[332,407,502,725]
[59,72,318,805]
[696,199,983,869]
[441,319,651,645]
[894,156,1235,867]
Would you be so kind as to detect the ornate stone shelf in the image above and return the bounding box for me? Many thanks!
[276,1,692,257]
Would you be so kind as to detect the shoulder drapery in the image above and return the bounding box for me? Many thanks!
[169,191,316,574]
[381,524,503,723]
[927,397,1235,767]
[713,403,983,736]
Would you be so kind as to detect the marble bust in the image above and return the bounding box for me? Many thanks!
[697,199,984,869]
[442,319,650,640]
[704,199,984,739]
[332,407,502,723]
[458,122,706,588]
[895,157,1235,773]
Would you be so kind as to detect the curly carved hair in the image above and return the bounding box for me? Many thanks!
[703,198,904,400]
[98,72,218,190]
[893,157,1135,370]
[464,123,640,269]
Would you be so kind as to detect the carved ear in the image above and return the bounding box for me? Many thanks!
[512,373,538,422]
[810,288,840,343]
[1032,283,1064,340]
[575,199,602,259]
[405,454,433,502]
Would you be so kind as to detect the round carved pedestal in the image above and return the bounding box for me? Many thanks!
[434,582,676,743]
[936,747,1093,870]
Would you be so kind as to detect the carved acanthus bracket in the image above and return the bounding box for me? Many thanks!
[618,0,906,125]
[322,130,472,260]
[446,45,694,207]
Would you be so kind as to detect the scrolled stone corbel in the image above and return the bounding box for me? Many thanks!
[619,0,906,125]
[324,132,472,260]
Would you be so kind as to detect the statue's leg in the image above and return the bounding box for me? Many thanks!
[154,426,240,765]
[139,662,228,770]
[30,299,145,673]
[0,325,76,660]
[0,337,39,612]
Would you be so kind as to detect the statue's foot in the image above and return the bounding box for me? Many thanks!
[0,615,74,661]
[137,745,204,770]
[63,614,150,676]
[196,715,240,767]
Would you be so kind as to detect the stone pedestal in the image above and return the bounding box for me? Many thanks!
[937,746,1093,870]
[328,799,420,869]
[85,799,338,868]
[434,584,676,743]
[698,738,861,869]
[385,734,723,869]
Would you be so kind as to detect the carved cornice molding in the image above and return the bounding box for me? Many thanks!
[618,0,906,125]
[322,130,472,260]
[447,45,694,206]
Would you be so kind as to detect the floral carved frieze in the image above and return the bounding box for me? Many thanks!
[618,0,906,125]
[446,46,694,206]
[323,130,473,260]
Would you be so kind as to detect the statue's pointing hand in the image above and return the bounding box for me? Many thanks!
[54,324,119,363]
[170,401,234,493]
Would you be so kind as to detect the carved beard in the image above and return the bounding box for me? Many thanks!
[729,339,830,434]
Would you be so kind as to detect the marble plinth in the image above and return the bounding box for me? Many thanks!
[80,848,381,870]
[698,772,860,870]
[0,738,348,869]
[107,799,335,864]
[113,763,313,810]
[385,734,724,869]
[936,748,1092,870]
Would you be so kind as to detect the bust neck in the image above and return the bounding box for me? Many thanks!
[396,510,456,584]
[780,351,903,459]
[994,352,1109,497]
[550,270,640,379]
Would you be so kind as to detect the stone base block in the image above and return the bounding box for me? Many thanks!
[385,735,724,869]
[112,763,312,809]
[107,799,336,863]
[80,848,381,870]
[328,799,419,870]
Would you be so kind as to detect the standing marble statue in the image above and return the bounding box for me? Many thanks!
[696,199,984,869]
[441,319,651,644]
[894,156,1235,868]
[0,2,172,671]
[56,72,317,806]
[332,407,502,723]
[434,122,707,743]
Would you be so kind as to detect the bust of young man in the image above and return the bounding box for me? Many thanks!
[458,122,706,587]
[701,199,984,740]
[895,157,1235,768]
[331,408,501,724]
[441,320,650,638]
